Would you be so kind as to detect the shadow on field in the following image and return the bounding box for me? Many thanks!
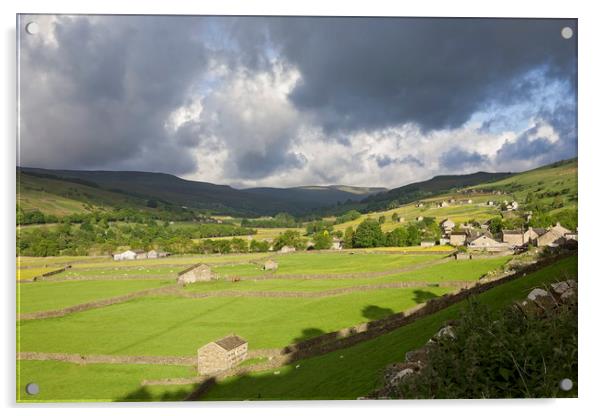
[115,385,195,402]
[412,290,438,304]
[292,327,326,343]
[362,305,394,320]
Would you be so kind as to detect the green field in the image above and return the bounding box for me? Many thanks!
[185,256,510,293]
[17,361,196,402]
[18,286,454,355]
[16,255,577,402]
[202,255,578,400]
[213,252,445,277]
[18,279,174,314]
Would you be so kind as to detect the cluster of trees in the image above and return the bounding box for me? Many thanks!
[240,212,299,228]
[342,218,430,249]
[17,221,257,256]
[17,206,199,226]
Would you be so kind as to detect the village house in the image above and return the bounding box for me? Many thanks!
[331,239,343,250]
[467,232,509,251]
[523,226,546,245]
[177,263,215,285]
[147,249,170,259]
[502,229,525,247]
[439,218,455,235]
[537,229,566,247]
[263,259,278,271]
[197,335,248,375]
[420,241,436,247]
[113,249,147,261]
[450,231,468,246]
[280,245,296,254]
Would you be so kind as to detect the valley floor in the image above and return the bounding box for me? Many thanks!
[15,250,576,402]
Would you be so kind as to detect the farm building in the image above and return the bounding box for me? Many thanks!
[440,219,455,234]
[416,216,424,222]
[263,259,278,271]
[177,263,215,285]
[487,200,495,206]
[113,249,146,261]
[416,202,424,208]
[438,201,449,208]
[536,229,566,247]
[467,232,509,251]
[280,245,296,254]
[450,231,467,246]
[439,237,450,245]
[502,229,525,247]
[420,241,436,247]
[197,335,248,375]
[331,239,343,250]
[147,250,170,259]
[454,252,472,260]
[397,217,405,223]
[524,227,546,244]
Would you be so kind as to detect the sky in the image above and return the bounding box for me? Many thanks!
[18,15,577,189]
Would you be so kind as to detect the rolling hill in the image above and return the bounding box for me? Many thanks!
[17,168,385,217]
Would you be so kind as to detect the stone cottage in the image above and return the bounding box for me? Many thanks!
[449,231,467,246]
[263,259,278,271]
[523,226,546,245]
[113,249,146,261]
[147,250,170,259]
[197,335,248,375]
[467,232,508,251]
[501,229,524,247]
[440,219,455,234]
[177,263,215,285]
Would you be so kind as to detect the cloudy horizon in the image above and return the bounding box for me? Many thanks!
[18,15,577,189]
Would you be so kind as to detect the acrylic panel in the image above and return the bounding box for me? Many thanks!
[16,14,578,402]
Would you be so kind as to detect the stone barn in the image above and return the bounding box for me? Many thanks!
[280,245,296,254]
[420,241,435,247]
[113,249,146,261]
[454,252,472,260]
[147,250,170,259]
[197,335,248,375]
[263,259,278,271]
[177,263,215,285]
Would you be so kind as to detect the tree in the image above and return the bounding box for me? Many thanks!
[343,226,355,249]
[353,219,385,248]
[313,230,333,250]
[392,213,399,222]
[273,230,306,251]
[386,227,408,247]
[250,239,270,252]
[405,224,421,246]
[378,215,386,224]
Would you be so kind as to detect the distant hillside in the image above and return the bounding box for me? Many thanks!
[244,185,386,207]
[17,168,385,217]
[358,171,513,212]
[469,158,577,211]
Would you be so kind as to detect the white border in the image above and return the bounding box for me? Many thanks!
[2,1,600,415]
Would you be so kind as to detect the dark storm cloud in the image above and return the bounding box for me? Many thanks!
[259,17,576,134]
[19,15,209,174]
[440,148,489,170]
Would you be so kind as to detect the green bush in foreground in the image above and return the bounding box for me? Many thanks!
[394,296,577,399]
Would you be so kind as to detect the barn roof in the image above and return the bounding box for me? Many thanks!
[215,335,247,351]
[177,263,210,276]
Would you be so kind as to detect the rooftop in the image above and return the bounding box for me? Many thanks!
[215,335,247,351]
